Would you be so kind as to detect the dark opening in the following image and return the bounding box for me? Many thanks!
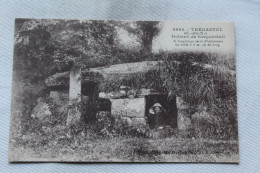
[81,81,97,122]
[145,94,177,128]
[81,81,97,99]
[96,98,111,112]
[81,81,111,122]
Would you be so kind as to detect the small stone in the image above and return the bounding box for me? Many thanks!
[121,117,132,126]
[177,113,191,131]
[31,100,52,121]
[132,118,146,125]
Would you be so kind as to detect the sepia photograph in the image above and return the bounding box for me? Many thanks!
[8,19,238,162]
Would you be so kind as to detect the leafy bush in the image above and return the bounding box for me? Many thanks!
[93,111,145,137]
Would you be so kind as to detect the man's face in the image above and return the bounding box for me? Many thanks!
[154,106,161,113]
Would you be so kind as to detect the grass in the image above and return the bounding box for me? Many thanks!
[9,134,239,163]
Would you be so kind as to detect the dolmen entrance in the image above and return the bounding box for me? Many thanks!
[45,61,182,131]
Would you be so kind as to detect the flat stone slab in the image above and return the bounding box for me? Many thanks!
[111,98,145,118]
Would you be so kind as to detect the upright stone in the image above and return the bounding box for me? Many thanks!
[110,98,146,118]
[66,67,82,126]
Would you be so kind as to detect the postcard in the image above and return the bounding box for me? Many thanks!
[9,19,238,162]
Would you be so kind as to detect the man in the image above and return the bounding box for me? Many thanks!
[148,103,169,130]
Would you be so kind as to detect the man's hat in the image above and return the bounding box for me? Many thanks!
[152,103,162,108]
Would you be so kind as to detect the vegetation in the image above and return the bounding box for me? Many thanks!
[10,133,238,162]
